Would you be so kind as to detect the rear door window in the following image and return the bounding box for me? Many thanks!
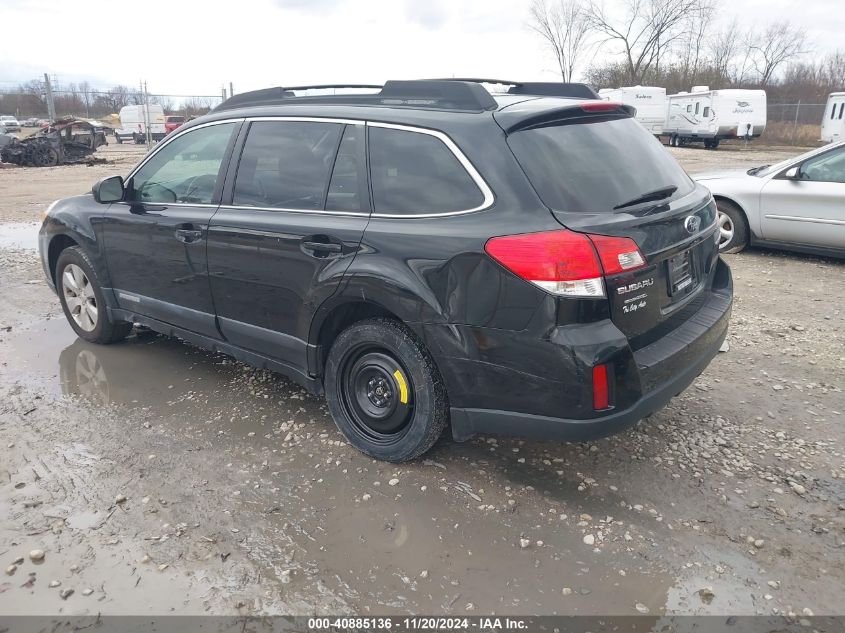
[507,117,694,212]
[368,125,484,215]
[233,121,343,210]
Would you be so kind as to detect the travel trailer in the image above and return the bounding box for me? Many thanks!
[663,87,767,149]
[821,92,845,143]
[598,86,666,135]
[115,104,166,144]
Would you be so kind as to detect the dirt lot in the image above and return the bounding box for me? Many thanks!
[0,142,842,617]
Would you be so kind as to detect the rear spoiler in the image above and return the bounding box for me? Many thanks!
[496,101,635,134]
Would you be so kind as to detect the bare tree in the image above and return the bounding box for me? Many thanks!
[154,96,175,114]
[528,0,593,82]
[749,21,808,86]
[79,81,93,118]
[823,50,845,89]
[585,0,709,84]
[95,85,132,112]
[707,18,740,80]
[180,97,217,117]
[679,0,715,86]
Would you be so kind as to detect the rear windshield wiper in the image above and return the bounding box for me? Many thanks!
[613,185,678,210]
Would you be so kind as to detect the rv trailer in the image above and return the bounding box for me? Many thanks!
[821,92,845,143]
[663,87,767,149]
[598,86,666,135]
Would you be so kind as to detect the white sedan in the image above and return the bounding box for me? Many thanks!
[0,116,21,132]
[694,140,845,258]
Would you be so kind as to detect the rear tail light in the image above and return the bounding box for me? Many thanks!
[592,364,610,410]
[484,229,646,298]
[589,234,646,275]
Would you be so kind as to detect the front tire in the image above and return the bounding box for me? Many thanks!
[715,200,749,253]
[324,318,448,462]
[56,247,132,344]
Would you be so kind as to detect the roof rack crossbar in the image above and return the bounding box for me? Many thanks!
[428,77,523,86]
[429,78,600,100]
[282,84,383,92]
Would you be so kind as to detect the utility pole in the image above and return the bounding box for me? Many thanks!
[44,73,57,122]
[229,82,234,98]
[141,80,152,147]
[221,86,227,101]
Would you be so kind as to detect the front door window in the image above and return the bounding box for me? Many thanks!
[129,122,236,204]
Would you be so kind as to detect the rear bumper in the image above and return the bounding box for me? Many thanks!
[447,259,732,442]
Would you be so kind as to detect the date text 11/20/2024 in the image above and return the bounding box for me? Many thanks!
[307,617,530,630]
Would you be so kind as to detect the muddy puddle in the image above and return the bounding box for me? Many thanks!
[0,222,39,250]
[1,318,745,615]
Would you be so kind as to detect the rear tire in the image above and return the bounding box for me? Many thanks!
[56,246,132,344]
[324,318,448,462]
[715,199,749,253]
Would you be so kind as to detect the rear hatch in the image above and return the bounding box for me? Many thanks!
[503,109,719,341]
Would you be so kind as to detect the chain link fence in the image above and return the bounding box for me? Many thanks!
[765,103,826,145]
[0,89,225,122]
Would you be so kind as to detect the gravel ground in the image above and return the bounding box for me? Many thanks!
[0,142,842,617]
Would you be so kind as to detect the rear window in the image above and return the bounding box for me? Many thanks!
[167,116,185,123]
[508,117,694,212]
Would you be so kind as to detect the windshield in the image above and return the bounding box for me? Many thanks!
[507,117,694,212]
[754,145,840,177]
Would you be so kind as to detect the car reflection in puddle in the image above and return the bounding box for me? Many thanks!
[61,344,110,406]
[48,322,317,441]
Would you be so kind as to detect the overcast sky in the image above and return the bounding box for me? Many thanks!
[0,0,841,99]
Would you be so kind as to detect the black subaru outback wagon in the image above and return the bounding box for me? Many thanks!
[39,79,732,462]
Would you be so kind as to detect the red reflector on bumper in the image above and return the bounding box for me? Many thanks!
[593,364,610,410]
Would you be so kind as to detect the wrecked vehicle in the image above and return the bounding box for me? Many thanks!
[0,118,107,167]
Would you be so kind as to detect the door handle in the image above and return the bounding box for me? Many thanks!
[301,240,343,254]
[175,228,203,243]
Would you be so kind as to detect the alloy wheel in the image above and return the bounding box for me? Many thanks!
[717,211,735,249]
[62,263,98,332]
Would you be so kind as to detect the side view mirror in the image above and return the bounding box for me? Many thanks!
[783,166,800,180]
[92,175,125,203]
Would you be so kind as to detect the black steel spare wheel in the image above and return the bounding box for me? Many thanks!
[324,318,448,461]
[342,349,414,441]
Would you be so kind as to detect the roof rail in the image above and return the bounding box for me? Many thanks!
[213,80,498,113]
[430,78,600,100]
[280,84,382,92]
